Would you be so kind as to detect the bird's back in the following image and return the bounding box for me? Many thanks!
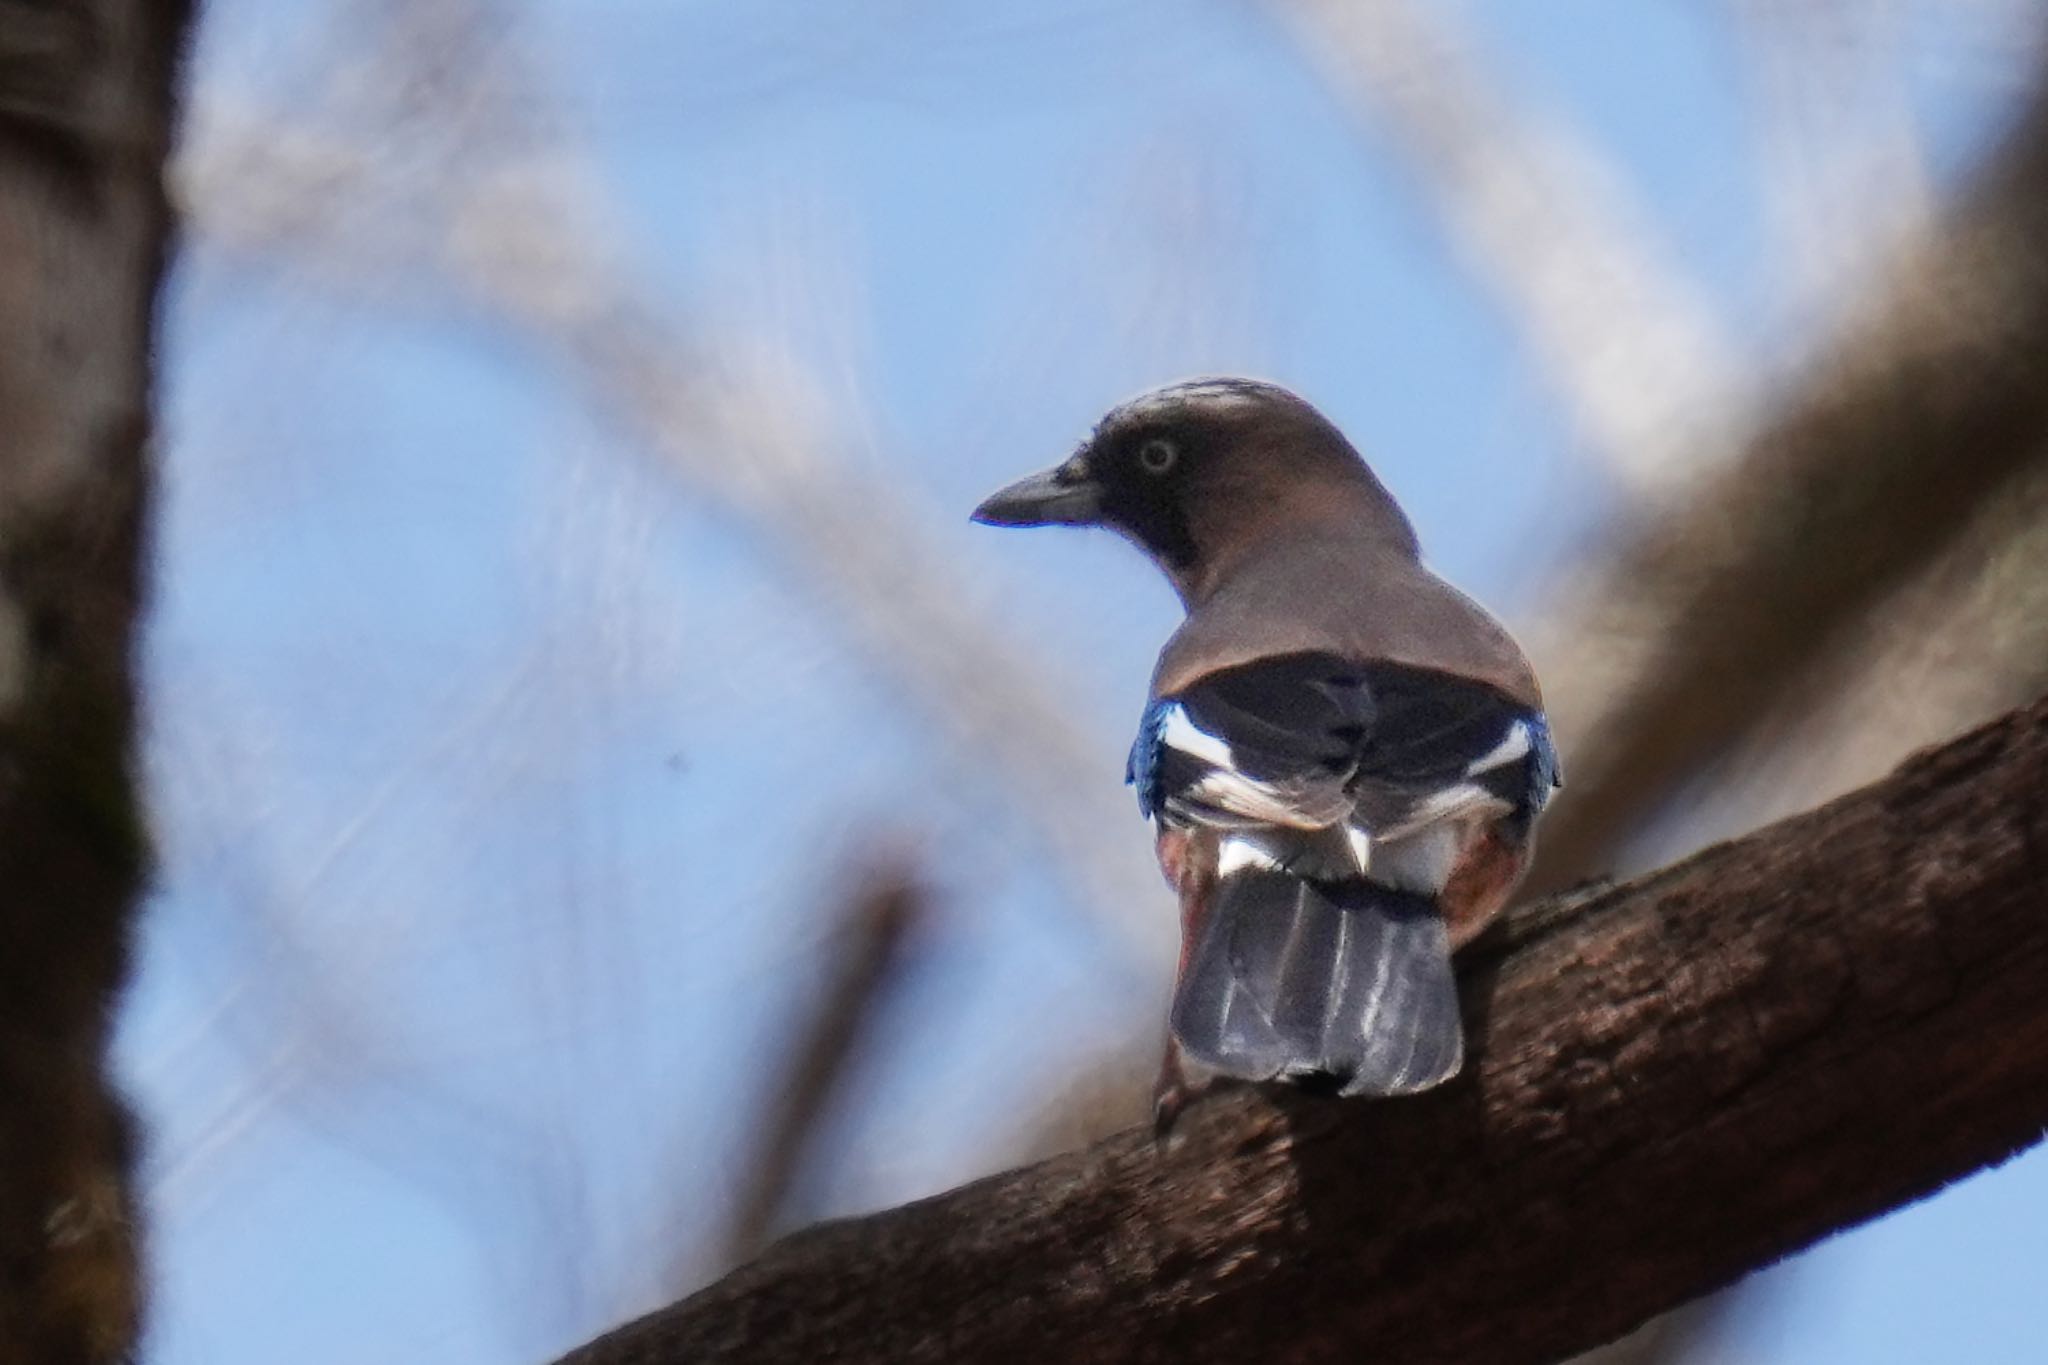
[1151,532,1540,708]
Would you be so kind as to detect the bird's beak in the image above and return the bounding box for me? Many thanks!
[970,459,1104,527]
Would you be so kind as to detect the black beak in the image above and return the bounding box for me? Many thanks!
[971,460,1103,527]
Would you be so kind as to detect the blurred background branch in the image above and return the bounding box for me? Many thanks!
[179,1,1177,975]
[713,851,927,1272]
[1733,0,1936,315]
[1527,61,2048,892]
[1270,0,1750,499]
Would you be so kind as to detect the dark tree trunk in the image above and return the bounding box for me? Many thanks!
[0,3,192,1360]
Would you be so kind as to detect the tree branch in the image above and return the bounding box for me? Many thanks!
[1526,66,2048,892]
[556,693,2048,1365]
[178,53,1177,978]
[713,855,927,1271]
[1269,0,1746,497]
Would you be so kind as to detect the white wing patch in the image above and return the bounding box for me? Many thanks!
[1217,834,1286,877]
[1345,825,1373,874]
[1159,704,1237,769]
[1371,825,1463,895]
[1158,703,1341,830]
[1148,695,1534,844]
[1379,781,1512,841]
[1466,719,1532,775]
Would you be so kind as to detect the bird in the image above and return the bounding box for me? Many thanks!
[972,378,1559,1126]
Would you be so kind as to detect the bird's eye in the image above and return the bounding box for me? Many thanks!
[1137,438,1178,475]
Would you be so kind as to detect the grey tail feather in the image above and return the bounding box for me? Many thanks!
[1169,869,1463,1097]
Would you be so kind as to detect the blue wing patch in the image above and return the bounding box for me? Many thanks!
[1127,698,1174,819]
[1527,712,1563,804]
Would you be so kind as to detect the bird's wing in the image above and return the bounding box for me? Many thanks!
[1129,651,1557,838]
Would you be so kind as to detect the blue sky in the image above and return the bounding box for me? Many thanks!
[120,2,2047,1361]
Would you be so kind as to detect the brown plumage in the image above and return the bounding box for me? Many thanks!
[976,378,1557,1124]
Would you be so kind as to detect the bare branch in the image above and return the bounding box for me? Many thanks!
[715,854,927,1271]
[175,50,1175,973]
[555,693,2048,1365]
[1669,454,2048,854]
[1270,0,1747,496]
[1732,0,1935,314]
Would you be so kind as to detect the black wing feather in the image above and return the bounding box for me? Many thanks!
[1131,651,1550,830]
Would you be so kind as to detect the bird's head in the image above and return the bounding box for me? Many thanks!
[972,378,1417,602]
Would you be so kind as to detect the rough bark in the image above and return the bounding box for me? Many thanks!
[559,694,2048,1365]
[0,3,190,1361]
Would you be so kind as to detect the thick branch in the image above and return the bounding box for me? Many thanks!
[558,694,2048,1365]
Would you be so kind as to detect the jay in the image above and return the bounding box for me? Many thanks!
[974,378,1559,1122]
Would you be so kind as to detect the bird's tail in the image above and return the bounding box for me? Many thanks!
[1169,866,1462,1096]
